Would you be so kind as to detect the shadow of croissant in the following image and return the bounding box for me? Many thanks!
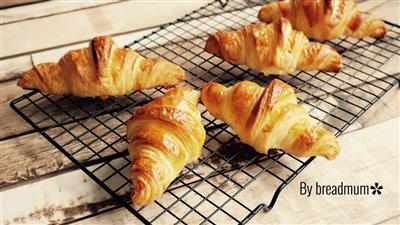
[171,137,284,191]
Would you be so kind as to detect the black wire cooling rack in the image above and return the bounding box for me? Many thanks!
[10,0,400,224]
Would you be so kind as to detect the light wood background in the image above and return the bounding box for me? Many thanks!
[0,0,399,224]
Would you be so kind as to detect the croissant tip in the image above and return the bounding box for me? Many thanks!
[256,8,265,21]
[321,138,340,160]
[202,81,216,89]
[17,76,24,88]
[92,35,113,42]
[131,188,145,207]
[17,70,34,89]
[323,148,340,160]
[257,3,274,23]
[325,61,342,73]
[373,26,388,39]
[325,47,343,73]
[200,82,223,105]
[204,35,222,57]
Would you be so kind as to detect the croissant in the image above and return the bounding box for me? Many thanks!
[127,87,206,206]
[17,35,185,98]
[204,18,342,75]
[200,79,340,160]
[258,0,387,40]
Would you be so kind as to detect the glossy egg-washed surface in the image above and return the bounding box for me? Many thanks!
[18,36,185,98]
[258,0,387,40]
[201,79,340,160]
[204,18,342,75]
[127,87,206,206]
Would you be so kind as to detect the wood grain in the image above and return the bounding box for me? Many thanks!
[0,55,32,82]
[0,0,44,9]
[1,16,398,138]
[1,78,397,187]
[1,0,121,25]
[1,168,120,224]
[0,27,158,140]
[0,111,130,187]
[3,116,397,224]
[249,117,399,224]
[1,0,398,224]
[0,0,210,59]
[0,79,31,140]
[0,20,156,82]
[0,0,397,77]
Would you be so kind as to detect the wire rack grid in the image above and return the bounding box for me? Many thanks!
[10,0,400,224]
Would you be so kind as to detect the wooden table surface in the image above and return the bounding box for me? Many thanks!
[1,0,399,224]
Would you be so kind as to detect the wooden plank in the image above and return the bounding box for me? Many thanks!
[0,0,399,223]
[1,1,121,25]
[0,55,32,82]
[0,0,398,187]
[249,116,400,224]
[0,25,157,81]
[0,78,397,191]
[0,25,158,82]
[0,0,210,59]
[0,28,158,140]
[1,8,398,138]
[0,111,129,186]
[2,2,398,83]
[0,0,44,9]
[30,28,156,64]
[0,131,88,186]
[0,79,32,139]
[2,116,398,224]
[1,73,398,185]
[1,0,398,83]
[0,0,388,24]
[2,74,398,184]
[1,168,126,225]
[0,50,399,140]
[367,0,400,23]
[376,215,400,225]
[356,0,389,12]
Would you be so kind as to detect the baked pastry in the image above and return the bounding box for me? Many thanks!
[127,87,206,206]
[204,18,342,75]
[258,0,387,40]
[200,79,340,160]
[18,35,185,98]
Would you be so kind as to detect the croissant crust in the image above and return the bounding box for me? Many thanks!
[200,79,340,160]
[127,87,206,206]
[205,18,342,75]
[18,35,185,97]
[257,0,387,40]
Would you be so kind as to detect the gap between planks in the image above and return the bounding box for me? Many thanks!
[0,0,398,198]
[0,0,397,81]
[1,2,399,139]
[2,116,398,225]
[1,81,398,189]
[1,0,399,223]
[0,0,212,59]
[0,0,124,25]
[0,28,157,140]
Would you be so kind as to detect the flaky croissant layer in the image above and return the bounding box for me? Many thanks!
[205,18,342,75]
[258,0,387,40]
[18,35,185,98]
[127,87,206,206]
[200,79,340,160]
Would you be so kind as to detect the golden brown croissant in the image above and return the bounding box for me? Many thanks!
[17,36,185,98]
[258,0,387,40]
[127,87,206,206]
[204,18,342,75]
[200,79,340,160]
